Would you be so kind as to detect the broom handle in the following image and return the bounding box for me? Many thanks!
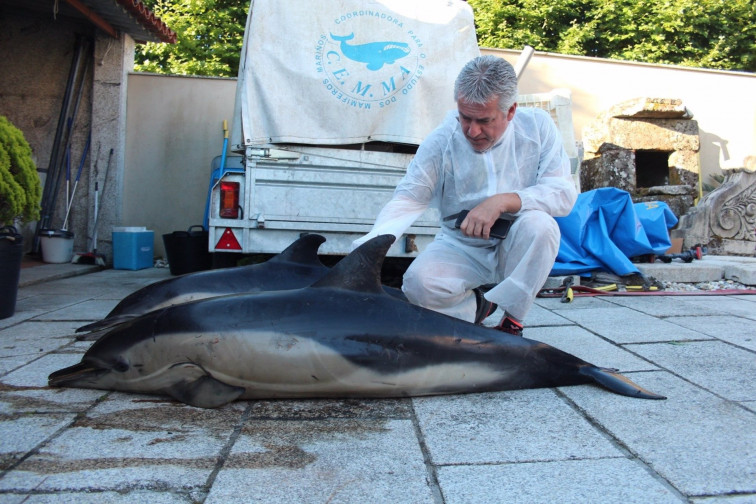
[62,132,91,230]
[92,182,99,251]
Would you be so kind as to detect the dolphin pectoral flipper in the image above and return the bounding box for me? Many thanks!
[164,364,245,408]
[579,366,666,400]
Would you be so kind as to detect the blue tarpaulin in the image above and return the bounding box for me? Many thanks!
[551,188,679,276]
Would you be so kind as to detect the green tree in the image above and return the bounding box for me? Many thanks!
[0,115,41,224]
[136,0,755,75]
[134,0,248,77]
[468,0,756,72]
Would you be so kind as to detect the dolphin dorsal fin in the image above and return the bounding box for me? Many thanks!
[269,234,326,267]
[311,235,395,293]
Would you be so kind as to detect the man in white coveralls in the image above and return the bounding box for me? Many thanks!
[352,55,577,336]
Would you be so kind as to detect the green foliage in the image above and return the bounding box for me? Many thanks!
[468,0,756,72]
[134,0,248,77]
[134,0,755,76]
[0,116,42,225]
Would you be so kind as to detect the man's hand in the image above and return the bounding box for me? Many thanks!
[460,193,521,239]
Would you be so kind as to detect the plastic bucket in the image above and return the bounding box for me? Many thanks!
[0,226,24,319]
[162,225,212,275]
[39,229,74,263]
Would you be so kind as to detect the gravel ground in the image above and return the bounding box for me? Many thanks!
[662,279,756,292]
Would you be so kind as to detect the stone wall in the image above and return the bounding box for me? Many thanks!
[581,98,700,217]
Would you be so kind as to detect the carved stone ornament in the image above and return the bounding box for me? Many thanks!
[673,168,756,256]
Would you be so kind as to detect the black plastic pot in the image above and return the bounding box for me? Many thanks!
[0,226,24,319]
[162,225,212,276]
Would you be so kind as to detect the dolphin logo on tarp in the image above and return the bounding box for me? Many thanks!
[330,33,410,70]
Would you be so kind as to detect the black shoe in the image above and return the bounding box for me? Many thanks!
[494,316,523,337]
[473,287,498,324]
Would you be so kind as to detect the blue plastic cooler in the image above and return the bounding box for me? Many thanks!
[113,227,154,270]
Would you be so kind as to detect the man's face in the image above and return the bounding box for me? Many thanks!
[457,96,516,152]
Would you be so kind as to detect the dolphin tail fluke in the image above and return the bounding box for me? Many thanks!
[580,366,666,400]
[330,32,355,42]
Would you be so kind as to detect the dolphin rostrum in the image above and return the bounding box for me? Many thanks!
[50,235,665,408]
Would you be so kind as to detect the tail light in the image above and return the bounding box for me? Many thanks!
[219,181,240,218]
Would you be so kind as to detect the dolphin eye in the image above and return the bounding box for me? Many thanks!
[112,358,130,373]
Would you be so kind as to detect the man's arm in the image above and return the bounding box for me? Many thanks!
[512,110,577,216]
[459,193,521,239]
[350,118,452,250]
[350,195,429,250]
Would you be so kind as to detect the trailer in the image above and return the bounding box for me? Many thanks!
[208,0,579,259]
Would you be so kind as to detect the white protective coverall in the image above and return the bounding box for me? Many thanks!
[352,106,577,322]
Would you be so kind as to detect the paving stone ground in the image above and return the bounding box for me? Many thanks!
[1,263,754,503]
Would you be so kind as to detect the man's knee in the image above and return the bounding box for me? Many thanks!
[403,264,466,309]
[511,211,560,249]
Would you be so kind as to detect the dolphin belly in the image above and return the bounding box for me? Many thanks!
[200,333,511,399]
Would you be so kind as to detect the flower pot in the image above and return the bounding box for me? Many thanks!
[0,226,24,319]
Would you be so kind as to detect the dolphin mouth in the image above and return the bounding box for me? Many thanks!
[48,363,108,387]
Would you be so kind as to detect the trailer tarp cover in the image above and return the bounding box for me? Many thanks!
[232,0,480,148]
[551,188,679,276]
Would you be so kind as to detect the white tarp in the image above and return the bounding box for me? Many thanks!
[231,0,480,148]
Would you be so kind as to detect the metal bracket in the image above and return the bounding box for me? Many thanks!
[404,234,418,253]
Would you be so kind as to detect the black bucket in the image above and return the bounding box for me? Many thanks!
[0,226,24,319]
[162,225,212,276]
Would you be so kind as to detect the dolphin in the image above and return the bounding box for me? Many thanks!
[76,233,408,339]
[50,235,665,408]
[76,233,331,335]
[330,33,410,70]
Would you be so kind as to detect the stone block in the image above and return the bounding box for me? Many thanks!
[437,458,681,504]
[561,371,756,496]
[580,149,636,192]
[669,149,700,176]
[638,185,695,196]
[633,193,695,217]
[584,117,700,153]
[605,97,693,119]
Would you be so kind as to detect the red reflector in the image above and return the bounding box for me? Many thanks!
[215,228,242,250]
[220,181,240,218]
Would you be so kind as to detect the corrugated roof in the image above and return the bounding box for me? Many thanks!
[4,0,177,44]
[97,0,177,44]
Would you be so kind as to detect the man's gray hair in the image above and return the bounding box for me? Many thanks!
[454,55,518,112]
